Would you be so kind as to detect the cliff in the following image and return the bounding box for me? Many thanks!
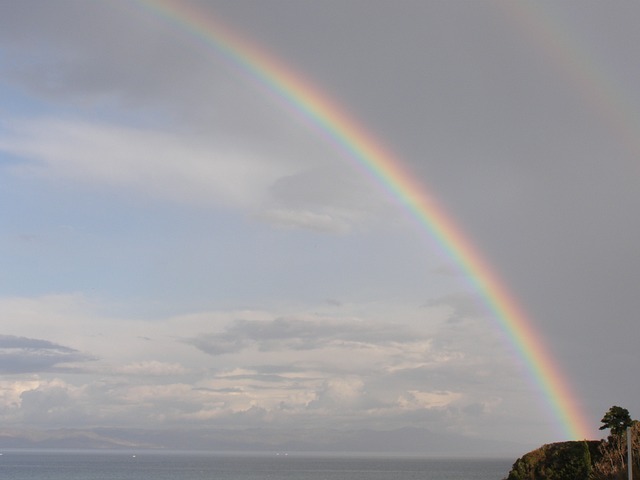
[504,440,603,480]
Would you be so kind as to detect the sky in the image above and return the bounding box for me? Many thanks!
[1,0,640,455]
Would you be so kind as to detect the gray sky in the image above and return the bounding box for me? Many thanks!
[1,0,639,455]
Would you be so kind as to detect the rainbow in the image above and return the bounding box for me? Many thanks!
[499,1,640,163]
[136,0,593,440]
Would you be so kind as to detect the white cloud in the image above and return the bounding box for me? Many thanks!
[115,361,188,377]
[0,379,40,410]
[0,293,532,437]
[0,117,397,234]
[0,118,291,209]
[311,377,364,408]
[259,208,352,233]
[398,390,462,409]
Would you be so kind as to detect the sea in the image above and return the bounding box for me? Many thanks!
[0,450,513,480]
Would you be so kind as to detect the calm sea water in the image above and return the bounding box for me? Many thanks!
[0,451,513,480]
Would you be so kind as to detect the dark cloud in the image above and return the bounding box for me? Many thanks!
[425,293,486,323]
[0,0,313,149]
[18,386,87,425]
[0,334,95,373]
[0,334,75,351]
[2,0,640,447]
[0,2,196,100]
[186,317,422,356]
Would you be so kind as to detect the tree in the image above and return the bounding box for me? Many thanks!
[592,422,640,480]
[600,406,633,437]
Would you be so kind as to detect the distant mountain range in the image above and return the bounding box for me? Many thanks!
[0,426,531,457]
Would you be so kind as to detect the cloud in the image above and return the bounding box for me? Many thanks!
[0,335,95,374]
[115,361,188,377]
[0,117,393,234]
[0,335,76,351]
[398,390,462,409]
[0,294,528,436]
[0,0,399,237]
[262,166,392,232]
[18,381,85,424]
[0,118,290,210]
[0,1,227,109]
[309,377,365,409]
[0,306,532,438]
[426,292,487,323]
[259,209,351,233]
[186,316,423,356]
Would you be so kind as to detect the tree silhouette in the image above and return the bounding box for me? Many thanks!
[600,406,633,437]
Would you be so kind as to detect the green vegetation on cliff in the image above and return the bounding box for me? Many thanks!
[504,406,640,480]
[505,440,601,480]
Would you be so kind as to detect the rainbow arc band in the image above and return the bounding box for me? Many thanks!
[138,0,592,440]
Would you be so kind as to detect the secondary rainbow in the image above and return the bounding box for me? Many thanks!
[500,1,640,163]
[137,0,593,440]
